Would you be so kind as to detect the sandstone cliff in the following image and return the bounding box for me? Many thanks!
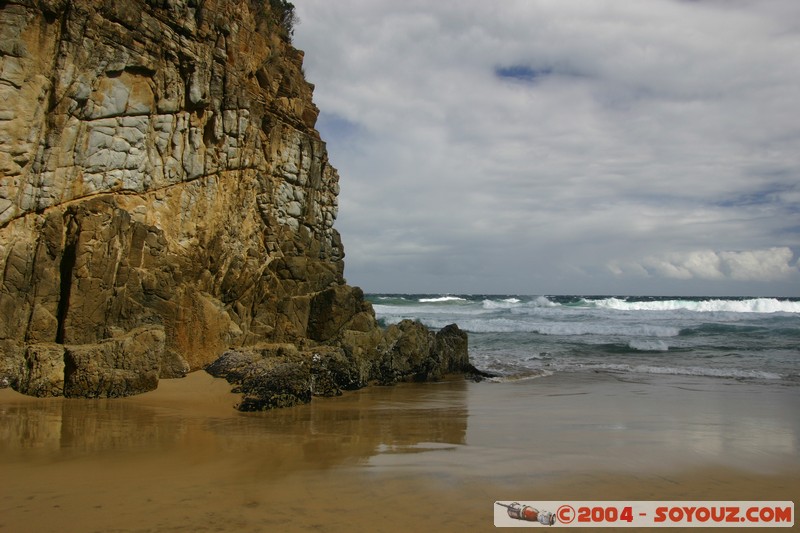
[0,0,472,408]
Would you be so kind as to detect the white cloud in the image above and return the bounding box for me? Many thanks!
[613,247,799,282]
[293,0,800,295]
[720,248,799,281]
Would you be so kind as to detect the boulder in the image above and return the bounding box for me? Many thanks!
[376,320,470,384]
[63,326,165,398]
[205,322,472,411]
[206,345,311,411]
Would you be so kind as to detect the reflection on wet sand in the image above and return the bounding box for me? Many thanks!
[1,374,476,532]
[2,399,186,457]
[1,375,469,472]
[2,371,798,533]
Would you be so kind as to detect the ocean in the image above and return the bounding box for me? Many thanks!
[368,294,800,387]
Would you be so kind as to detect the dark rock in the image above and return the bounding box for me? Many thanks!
[435,323,470,374]
[374,320,470,384]
[205,345,312,411]
[205,349,264,384]
[464,365,500,382]
[205,321,473,411]
[237,359,312,411]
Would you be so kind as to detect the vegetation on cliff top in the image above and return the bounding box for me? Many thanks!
[269,0,298,40]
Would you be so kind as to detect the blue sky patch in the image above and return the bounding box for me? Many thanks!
[316,112,360,142]
[714,184,796,209]
[494,65,553,83]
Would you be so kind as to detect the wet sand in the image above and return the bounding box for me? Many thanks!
[2,371,798,532]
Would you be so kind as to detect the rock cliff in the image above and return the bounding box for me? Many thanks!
[0,0,472,408]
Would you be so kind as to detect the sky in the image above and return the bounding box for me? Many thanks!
[292,0,800,296]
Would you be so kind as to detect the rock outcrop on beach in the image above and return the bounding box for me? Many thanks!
[0,0,472,408]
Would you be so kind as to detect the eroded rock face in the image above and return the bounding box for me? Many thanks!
[0,0,474,406]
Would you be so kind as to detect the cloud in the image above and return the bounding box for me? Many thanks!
[611,247,799,282]
[293,0,800,295]
[719,248,800,281]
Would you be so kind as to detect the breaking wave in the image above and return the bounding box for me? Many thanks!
[446,319,681,337]
[417,296,468,303]
[587,297,800,314]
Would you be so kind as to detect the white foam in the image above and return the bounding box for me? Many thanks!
[418,296,468,303]
[628,339,670,352]
[581,363,782,380]
[533,296,560,307]
[482,298,521,309]
[448,318,681,337]
[484,369,554,383]
[591,297,800,314]
[482,296,564,310]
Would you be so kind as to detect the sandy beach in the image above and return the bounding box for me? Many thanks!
[2,371,798,532]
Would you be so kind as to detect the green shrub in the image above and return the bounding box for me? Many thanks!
[269,0,298,39]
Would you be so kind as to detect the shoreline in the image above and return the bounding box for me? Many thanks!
[2,370,798,531]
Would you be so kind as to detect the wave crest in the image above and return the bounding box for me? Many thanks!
[418,296,467,303]
[590,297,800,314]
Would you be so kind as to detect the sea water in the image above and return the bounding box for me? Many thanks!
[368,295,800,386]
